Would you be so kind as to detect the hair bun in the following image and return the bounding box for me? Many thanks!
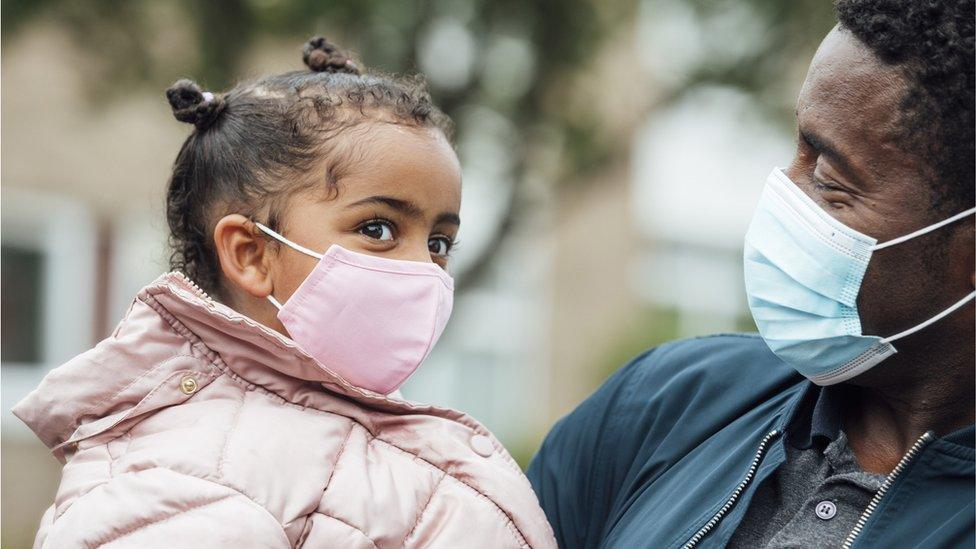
[165,79,226,131]
[303,36,360,75]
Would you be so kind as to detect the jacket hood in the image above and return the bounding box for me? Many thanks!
[14,272,557,548]
[12,272,481,456]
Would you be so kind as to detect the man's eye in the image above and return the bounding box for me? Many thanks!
[811,177,851,209]
[360,221,394,241]
[428,236,453,257]
[812,176,845,194]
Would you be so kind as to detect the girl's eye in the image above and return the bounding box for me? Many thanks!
[360,221,394,241]
[428,236,453,257]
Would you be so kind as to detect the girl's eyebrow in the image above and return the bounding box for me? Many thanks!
[347,195,424,218]
[435,213,461,226]
[347,195,460,226]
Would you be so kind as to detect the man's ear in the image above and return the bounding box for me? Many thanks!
[213,214,274,299]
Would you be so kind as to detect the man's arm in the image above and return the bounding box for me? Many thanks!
[527,348,658,549]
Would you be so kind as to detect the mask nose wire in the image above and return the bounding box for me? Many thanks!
[871,207,976,251]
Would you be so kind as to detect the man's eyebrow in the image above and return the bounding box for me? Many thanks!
[799,127,856,175]
[346,196,424,219]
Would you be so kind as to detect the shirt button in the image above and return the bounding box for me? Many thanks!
[470,434,494,457]
[816,500,837,520]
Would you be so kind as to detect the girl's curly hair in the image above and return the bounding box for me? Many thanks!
[164,36,452,297]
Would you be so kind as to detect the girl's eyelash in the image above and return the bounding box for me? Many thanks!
[357,216,397,231]
[433,235,458,247]
[429,235,459,257]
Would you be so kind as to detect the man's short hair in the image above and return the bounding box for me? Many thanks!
[836,0,975,211]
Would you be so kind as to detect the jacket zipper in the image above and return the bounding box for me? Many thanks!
[840,430,934,549]
[681,429,781,549]
[172,271,216,303]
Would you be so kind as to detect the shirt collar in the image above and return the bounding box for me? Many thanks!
[783,381,976,452]
[788,383,848,449]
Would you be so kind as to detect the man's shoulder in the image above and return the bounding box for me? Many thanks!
[528,333,806,548]
[620,333,799,396]
[560,333,803,440]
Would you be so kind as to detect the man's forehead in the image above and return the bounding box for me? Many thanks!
[799,27,905,118]
[795,26,916,182]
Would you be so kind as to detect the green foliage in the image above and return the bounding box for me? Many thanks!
[0,0,839,284]
[673,0,837,123]
[1,0,839,177]
[592,306,682,386]
[0,0,840,183]
[1,0,634,286]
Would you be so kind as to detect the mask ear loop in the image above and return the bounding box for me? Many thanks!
[872,207,976,251]
[253,221,325,311]
[253,221,325,260]
[881,290,976,343]
[869,207,975,343]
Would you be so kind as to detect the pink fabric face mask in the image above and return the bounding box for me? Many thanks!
[255,222,454,395]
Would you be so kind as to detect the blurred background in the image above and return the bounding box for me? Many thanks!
[1,0,837,545]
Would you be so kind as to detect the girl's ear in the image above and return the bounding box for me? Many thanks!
[213,214,275,299]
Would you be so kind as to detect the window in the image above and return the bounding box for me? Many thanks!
[1,246,45,364]
[1,189,97,433]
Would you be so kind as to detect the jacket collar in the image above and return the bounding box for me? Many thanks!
[12,273,557,546]
[12,272,472,453]
[942,425,976,448]
[152,271,402,401]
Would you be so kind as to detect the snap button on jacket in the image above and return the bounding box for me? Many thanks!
[13,273,556,549]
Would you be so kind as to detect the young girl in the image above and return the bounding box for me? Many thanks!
[14,37,555,549]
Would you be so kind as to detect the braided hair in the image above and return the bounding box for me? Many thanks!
[164,37,451,297]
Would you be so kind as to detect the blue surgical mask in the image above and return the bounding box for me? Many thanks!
[744,168,976,385]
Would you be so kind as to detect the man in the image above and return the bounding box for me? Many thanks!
[527,1,975,547]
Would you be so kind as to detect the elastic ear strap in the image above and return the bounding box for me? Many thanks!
[253,221,324,260]
[267,294,284,311]
[882,290,976,343]
[872,207,976,251]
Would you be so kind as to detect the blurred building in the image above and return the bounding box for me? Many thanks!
[2,1,830,546]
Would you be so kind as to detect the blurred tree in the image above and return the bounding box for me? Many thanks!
[1,0,836,288]
[646,0,836,125]
[2,0,632,289]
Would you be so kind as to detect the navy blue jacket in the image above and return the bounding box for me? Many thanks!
[527,334,975,548]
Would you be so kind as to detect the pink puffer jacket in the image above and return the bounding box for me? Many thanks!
[13,273,556,548]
